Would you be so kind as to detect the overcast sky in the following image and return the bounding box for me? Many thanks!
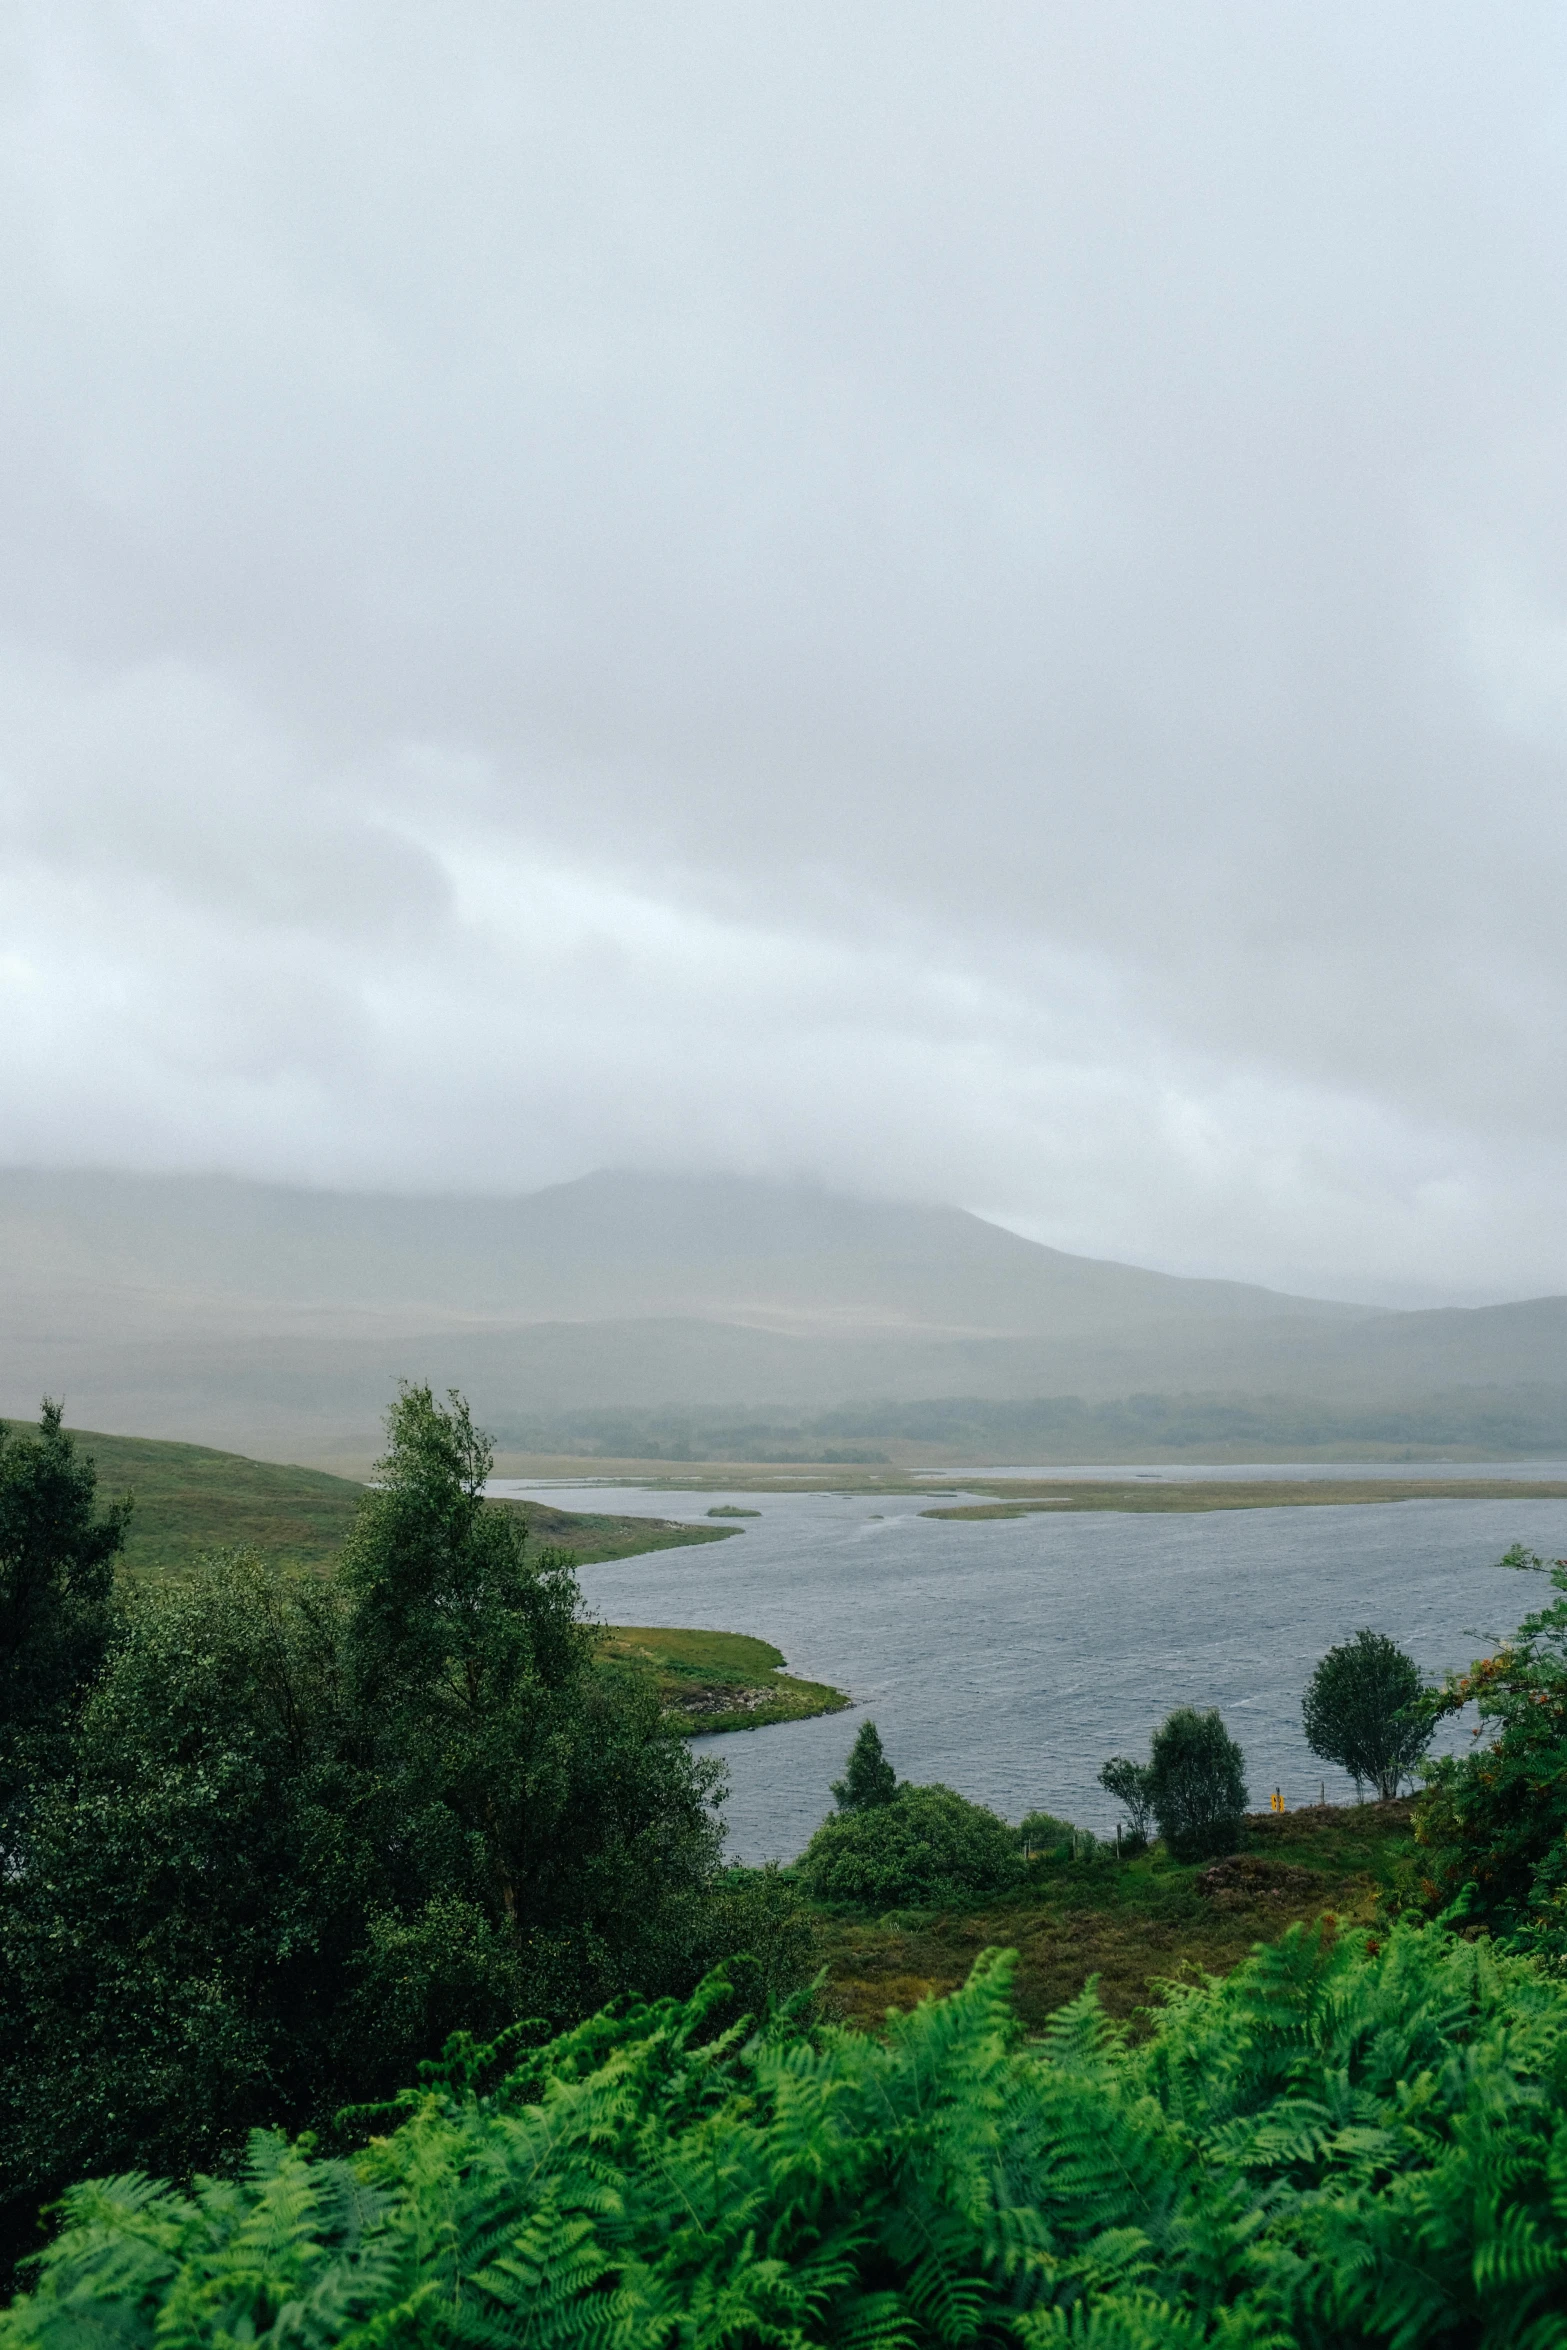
[4,5,1567,1305]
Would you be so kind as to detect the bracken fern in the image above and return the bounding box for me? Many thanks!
[5,1922,1567,2346]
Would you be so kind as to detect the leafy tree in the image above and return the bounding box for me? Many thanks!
[341,1383,585,1730]
[1098,1754,1156,1844]
[0,1387,808,2281]
[798,1782,1022,1906]
[0,1555,374,2228]
[337,1382,723,1976]
[830,1718,896,1811]
[1416,1546,1567,1959]
[1302,1626,1432,1799]
[0,1403,128,1815]
[11,1922,1567,2347]
[1147,1705,1248,1859]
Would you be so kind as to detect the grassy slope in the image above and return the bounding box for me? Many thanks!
[819,1801,1417,2033]
[37,1426,366,1576]
[4,1421,737,1575]
[7,1422,823,1732]
[595,1625,849,1735]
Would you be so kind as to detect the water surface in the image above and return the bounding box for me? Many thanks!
[496,1476,1567,1864]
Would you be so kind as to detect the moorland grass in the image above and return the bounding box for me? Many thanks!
[819,1799,1418,2031]
[16,1424,366,1577]
[3,1423,757,1739]
[0,1421,738,1578]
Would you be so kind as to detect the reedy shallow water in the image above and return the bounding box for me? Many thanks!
[495,1472,1567,1865]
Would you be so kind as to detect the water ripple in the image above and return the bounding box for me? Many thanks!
[501,1481,1564,1864]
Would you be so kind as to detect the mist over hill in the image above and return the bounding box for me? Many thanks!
[1,1168,1562,1463]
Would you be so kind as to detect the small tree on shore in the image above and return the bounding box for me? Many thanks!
[1098,1755,1156,1846]
[1148,1706,1248,1859]
[1302,1628,1431,1800]
[832,1720,897,1811]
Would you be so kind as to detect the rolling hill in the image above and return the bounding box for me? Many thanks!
[2,1168,1563,1462]
[0,1419,734,1576]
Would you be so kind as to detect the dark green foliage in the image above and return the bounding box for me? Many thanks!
[1147,1705,1248,1860]
[1417,1546,1567,1963]
[1019,1809,1076,1858]
[10,1919,1567,2345]
[1018,1813,1113,1867]
[0,1557,372,2211]
[340,1385,584,1723]
[1097,1754,1156,1843]
[0,1387,808,2282]
[1302,1626,1432,1799]
[0,1403,128,1814]
[798,1781,1024,1907]
[337,1384,727,1973]
[692,1864,822,2028]
[831,1717,897,1810]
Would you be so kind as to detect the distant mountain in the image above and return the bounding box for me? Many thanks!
[0,1165,1369,1334]
[1,1168,1561,1463]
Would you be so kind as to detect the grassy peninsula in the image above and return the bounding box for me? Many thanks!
[919,1473,1567,1519]
[596,1625,849,1734]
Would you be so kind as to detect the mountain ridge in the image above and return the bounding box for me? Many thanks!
[0,1167,1559,1462]
[0,1165,1376,1332]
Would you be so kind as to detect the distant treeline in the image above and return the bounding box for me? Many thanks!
[496,1383,1567,1461]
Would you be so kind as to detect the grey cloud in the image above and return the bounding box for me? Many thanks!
[2,2,1566,1301]
[0,654,452,938]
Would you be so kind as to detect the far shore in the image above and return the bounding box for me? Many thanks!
[488,1456,1567,1511]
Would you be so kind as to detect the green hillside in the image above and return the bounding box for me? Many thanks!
[2,1420,736,1577]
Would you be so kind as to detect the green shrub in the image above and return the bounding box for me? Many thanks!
[1148,1705,1248,1859]
[8,1920,1567,2346]
[1303,1627,1432,1799]
[1017,1812,1114,1865]
[796,1782,1023,1907]
[693,1864,820,2025]
[1018,1808,1076,1858]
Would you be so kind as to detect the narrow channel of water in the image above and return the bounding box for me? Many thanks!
[494,1475,1567,1865]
